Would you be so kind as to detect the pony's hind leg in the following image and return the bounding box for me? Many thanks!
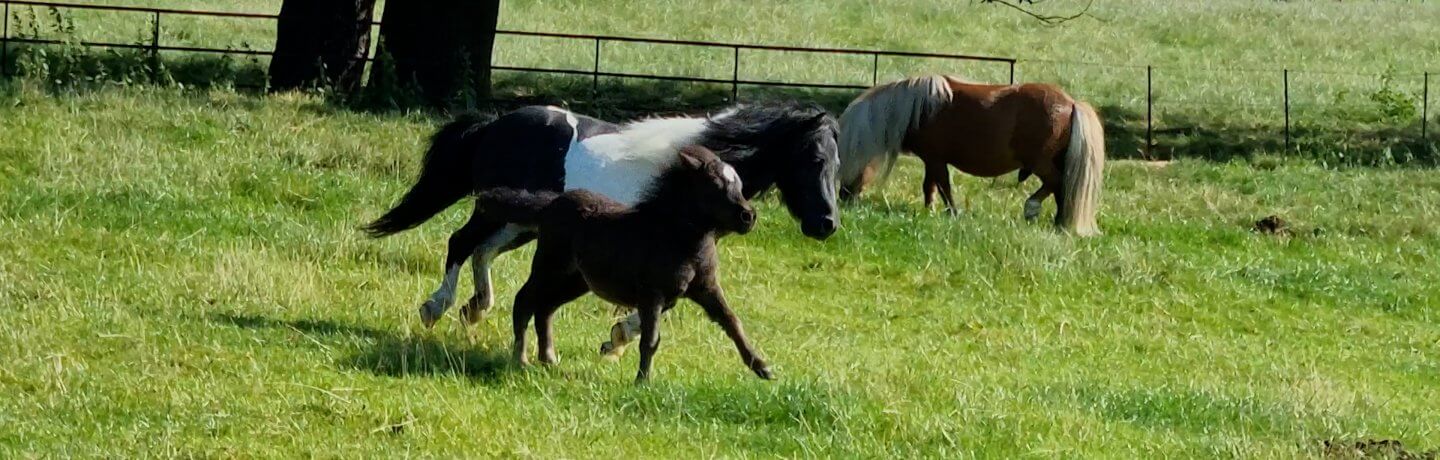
[532,273,589,364]
[419,215,495,328]
[510,238,583,366]
[1024,184,1054,222]
[459,223,536,337]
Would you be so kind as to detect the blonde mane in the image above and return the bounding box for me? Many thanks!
[837,75,958,189]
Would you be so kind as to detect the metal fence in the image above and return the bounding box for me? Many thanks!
[1,0,1435,160]
[0,0,1015,95]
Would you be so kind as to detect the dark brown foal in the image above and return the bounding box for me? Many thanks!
[476,145,773,382]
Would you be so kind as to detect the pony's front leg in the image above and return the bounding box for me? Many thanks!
[634,296,673,383]
[1024,185,1054,222]
[688,284,772,380]
[599,312,642,359]
[922,162,958,215]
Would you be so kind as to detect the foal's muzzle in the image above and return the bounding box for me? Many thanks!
[735,208,757,234]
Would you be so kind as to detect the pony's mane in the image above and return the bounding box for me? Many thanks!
[837,74,956,187]
[584,115,710,168]
[700,101,836,160]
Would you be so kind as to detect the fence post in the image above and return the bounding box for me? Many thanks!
[1283,69,1290,152]
[1146,65,1153,159]
[731,45,739,102]
[591,38,600,100]
[1008,60,1015,85]
[149,11,161,78]
[871,53,878,86]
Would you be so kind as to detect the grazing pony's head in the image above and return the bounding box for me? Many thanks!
[704,102,840,240]
[647,145,756,235]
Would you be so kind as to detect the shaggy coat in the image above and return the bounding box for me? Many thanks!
[477,146,771,382]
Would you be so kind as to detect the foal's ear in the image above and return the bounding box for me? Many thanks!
[677,145,706,169]
[807,112,830,126]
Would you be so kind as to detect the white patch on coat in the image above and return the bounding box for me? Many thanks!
[720,163,741,186]
[711,107,739,120]
[465,224,531,315]
[562,116,709,206]
[427,265,462,311]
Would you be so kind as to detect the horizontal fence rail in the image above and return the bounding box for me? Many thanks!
[0,0,1018,95]
[0,0,1435,161]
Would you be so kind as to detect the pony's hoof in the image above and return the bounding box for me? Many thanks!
[460,296,490,325]
[599,341,626,360]
[418,300,444,329]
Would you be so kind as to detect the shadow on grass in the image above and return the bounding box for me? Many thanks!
[610,379,857,428]
[4,44,1436,166]
[1094,104,1438,166]
[1,43,269,91]
[206,311,512,384]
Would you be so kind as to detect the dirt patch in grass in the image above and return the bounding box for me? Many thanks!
[1322,439,1437,460]
[1253,215,1291,236]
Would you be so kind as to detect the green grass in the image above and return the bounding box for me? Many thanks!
[3,81,1440,457]
[3,1,1440,457]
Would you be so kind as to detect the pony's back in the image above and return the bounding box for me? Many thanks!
[475,188,626,229]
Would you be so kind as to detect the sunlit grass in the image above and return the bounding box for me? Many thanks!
[2,0,1440,457]
[2,82,1439,457]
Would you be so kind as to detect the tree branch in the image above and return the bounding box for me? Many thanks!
[980,0,1095,25]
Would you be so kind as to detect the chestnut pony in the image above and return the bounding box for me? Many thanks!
[837,75,1105,236]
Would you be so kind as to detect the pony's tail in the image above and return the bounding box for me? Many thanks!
[473,188,560,226]
[363,114,491,238]
[1057,102,1105,237]
[837,74,953,199]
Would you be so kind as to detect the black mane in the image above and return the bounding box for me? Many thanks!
[696,101,838,200]
[699,101,836,161]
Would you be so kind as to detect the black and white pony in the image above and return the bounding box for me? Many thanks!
[364,102,840,348]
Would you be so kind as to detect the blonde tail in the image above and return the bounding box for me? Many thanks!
[837,75,953,197]
[1058,102,1105,236]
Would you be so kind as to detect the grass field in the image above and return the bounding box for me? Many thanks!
[2,0,1440,458]
[3,84,1440,458]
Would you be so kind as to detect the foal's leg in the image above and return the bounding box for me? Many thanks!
[688,284,772,380]
[419,214,495,328]
[532,273,589,365]
[509,235,577,366]
[634,295,674,383]
[1024,184,1054,222]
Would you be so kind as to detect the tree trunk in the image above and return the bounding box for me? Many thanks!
[268,0,376,95]
[368,0,502,108]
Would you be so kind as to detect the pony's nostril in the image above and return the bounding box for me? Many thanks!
[741,210,757,224]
